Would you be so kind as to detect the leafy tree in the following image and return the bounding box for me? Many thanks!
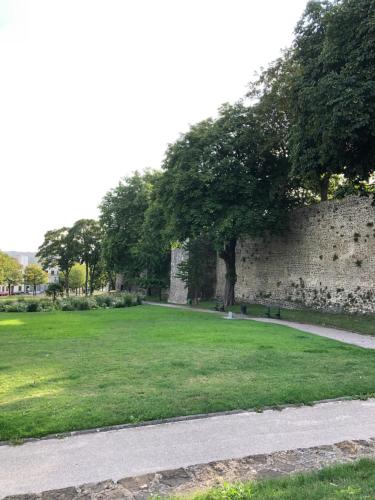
[46,282,64,301]
[289,0,375,199]
[100,172,154,289]
[69,263,85,294]
[135,176,171,298]
[0,254,23,295]
[249,0,375,200]
[89,261,109,292]
[69,219,102,295]
[0,251,8,284]
[24,264,48,295]
[37,228,76,295]
[176,238,216,304]
[159,103,291,306]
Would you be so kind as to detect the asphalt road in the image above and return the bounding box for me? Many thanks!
[1,398,375,497]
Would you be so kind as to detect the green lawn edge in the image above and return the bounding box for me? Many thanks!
[147,298,375,337]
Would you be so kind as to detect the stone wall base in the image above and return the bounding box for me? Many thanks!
[5,438,375,499]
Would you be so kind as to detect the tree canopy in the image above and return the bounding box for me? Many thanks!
[159,103,293,305]
[24,264,48,295]
[251,0,375,200]
[0,253,23,294]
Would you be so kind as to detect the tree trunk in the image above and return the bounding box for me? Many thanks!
[65,271,70,296]
[320,175,330,201]
[85,263,89,296]
[219,238,237,307]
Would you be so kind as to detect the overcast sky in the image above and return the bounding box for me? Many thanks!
[0,0,307,251]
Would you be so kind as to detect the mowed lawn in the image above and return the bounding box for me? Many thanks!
[0,306,374,441]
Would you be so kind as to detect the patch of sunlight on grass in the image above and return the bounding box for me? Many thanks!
[0,387,64,406]
[0,368,65,404]
[0,319,25,327]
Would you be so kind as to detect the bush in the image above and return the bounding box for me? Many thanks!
[4,302,28,313]
[0,292,142,313]
[95,295,115,308]
[26,301,41,312]
[57,297,98,311]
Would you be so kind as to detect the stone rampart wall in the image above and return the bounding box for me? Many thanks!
[216,196,375,313]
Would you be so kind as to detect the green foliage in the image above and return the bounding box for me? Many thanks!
[248,0,375,200]
[37,228,76,293]
[69,219,103,295]
[26,301,41,313]
[136,176,171,295]
[0,298,54,313]
[23,264,48,294]
[100,172,152,285]
[68,263,86,291]
[0,293,141,313]
[177,238,216,302]
[100,171,170,294]
[0,253,23,292]
[46,283,64,301]
[159,103,293,305]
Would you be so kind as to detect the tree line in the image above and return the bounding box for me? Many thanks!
[0,252,47,295]
[32,0,374,306]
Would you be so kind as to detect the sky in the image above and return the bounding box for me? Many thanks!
[0,0,308,251]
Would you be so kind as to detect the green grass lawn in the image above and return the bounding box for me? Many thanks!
[185,459,375,500]
[0,306,374,441]
[179,300,375,337]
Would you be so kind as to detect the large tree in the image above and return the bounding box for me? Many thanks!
[248,0,375,200]
[37,228,76,295]
[69,219,102,295]
[159,103,291,306]
[24,264,48,295]
[100,172,154,289]
[289,0,375,199]
[135,175,171,298]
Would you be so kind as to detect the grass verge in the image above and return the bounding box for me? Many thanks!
[182,300,375,337]
[182,459,375,499]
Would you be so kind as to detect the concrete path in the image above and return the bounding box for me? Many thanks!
[1,399,375,497]
[145,302,375,349]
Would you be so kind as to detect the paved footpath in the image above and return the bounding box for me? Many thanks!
[145,302,375,349]
[1,399,375,497]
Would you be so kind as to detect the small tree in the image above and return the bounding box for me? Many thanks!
[24,264,48,295]
[46,282,64,301]
[2,256,23,295]
[68,263,85,294]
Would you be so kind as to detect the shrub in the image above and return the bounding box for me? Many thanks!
[95,295,114,308]
[0,292,142,313]
[57,297,98,311]
[5,302,28,312]
[26,301,41,312]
